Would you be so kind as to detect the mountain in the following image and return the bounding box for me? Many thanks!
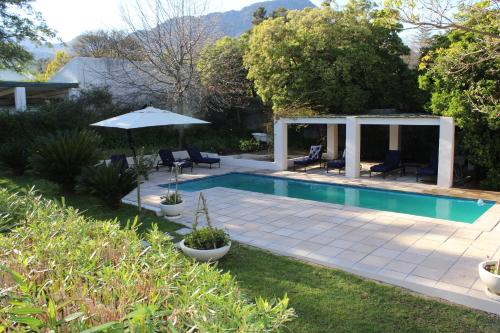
[205,0,316,37]
[20,40,69,60]
[24,0,315,60]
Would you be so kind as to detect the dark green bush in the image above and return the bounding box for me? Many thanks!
[77,163,136,209]
[184,227,230,250]
[30,129,103,192]
[0,189,294,331]
[0,140,30,175]
[239,138,261,152]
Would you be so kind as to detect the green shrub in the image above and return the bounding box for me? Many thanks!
[0,140,30,175]
[160,192,182,205]
[77,163,136,209]
[30,129,103,192]
[239,138,261,152]
[184,227,230,250]
[0,189,294,331]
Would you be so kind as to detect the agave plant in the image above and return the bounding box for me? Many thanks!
[30,130,103,192]
[77,163,137,209]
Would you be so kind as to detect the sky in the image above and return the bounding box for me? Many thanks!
[32,0,322,42]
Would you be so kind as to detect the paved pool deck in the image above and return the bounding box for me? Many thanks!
[122,165,500,315]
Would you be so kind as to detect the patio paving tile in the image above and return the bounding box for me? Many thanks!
[411,266,446,280]
[439,269,477,289]
[396,251,428,264]
[335,249,368,263]
[384,260,417,274]
[329,239,355,249]
[378,269,408,280]
[289,230,318,240]
[405,275,438,288]
[371,248,402,259]
[358,255,393,268]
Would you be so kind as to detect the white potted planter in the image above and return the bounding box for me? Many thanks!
[179,239,231,262]
[179,192,231,262]
[160,165,183,217]
[160,200,184,217]
[478,260,500,300]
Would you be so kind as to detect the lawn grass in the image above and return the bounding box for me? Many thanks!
[1,170,499,333]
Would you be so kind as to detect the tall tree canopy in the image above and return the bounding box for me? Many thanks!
[244,0,422,115]
[419,0,499,189]
[197,34,254,111]
[72,30,141,59]
[0,0,54,70]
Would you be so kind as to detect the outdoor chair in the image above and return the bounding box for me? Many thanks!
[326,149,346,174]
[187,146,221,168]
[110,154,129,173]
[156,149,193,173]
[293,145,323,171]
[369,150,403,178]
[416,153,438,182]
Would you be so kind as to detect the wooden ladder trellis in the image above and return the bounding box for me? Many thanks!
[192,192,212,230]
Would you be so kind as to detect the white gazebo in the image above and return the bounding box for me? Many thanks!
[273,115,455,188]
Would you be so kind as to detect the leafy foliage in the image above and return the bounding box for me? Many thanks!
[239,138,261,152]
[77,163,136,209]
[244,1,422,115]
[184,227,231,250]
[198,34,254,111]
[0,189,294,331]
[0,0,55,70]
[30,130,103,192]
[419,0,499,189]
[0,140,29,175]
[160,192,182,205]
[35,50,72,81]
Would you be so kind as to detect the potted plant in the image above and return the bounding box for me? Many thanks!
[159,165,183,217]
[179,192,231,262]
[478,257,500,300]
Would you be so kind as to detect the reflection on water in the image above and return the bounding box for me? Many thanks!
[174,173,494,224]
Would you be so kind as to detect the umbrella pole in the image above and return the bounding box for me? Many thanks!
[127,130,141,213]
[127,130,138,162]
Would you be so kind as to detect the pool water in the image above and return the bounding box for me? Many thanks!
[167,173,494,223]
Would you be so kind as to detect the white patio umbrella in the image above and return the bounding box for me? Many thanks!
[91,106,209,160]
[91,106,209,213]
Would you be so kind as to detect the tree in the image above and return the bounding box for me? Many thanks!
[244,1,422,116]
[72,30,141,58]
[418,0,499,189]
[36,51,72,81]
[252,6,267,25]
[0,0,55,70]
[197,34,256,125]
[384,0,500,39]
[111,0,213,146]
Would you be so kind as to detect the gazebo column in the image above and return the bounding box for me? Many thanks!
[274,119,288,171]
[326,124,339,159]
[14,87,27,111]
[389,125,400,150]
[437,117,455,188]
[345,117,360,179]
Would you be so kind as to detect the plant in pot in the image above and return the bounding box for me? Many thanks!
[478,257,500,300]
[179,192,231,262]
[159,165,183,217]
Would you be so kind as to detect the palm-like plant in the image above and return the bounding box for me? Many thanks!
[78,163,136,209]
[30,130,103,192]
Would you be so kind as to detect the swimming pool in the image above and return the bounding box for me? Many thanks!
[164,173,495,223]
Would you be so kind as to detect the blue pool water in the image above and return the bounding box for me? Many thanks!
[167,173,494,223]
